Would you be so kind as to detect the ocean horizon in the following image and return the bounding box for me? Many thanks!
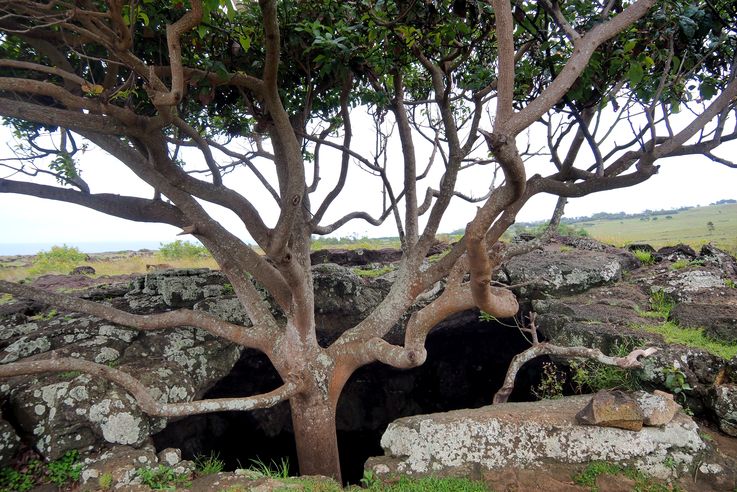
[0,240,165,256]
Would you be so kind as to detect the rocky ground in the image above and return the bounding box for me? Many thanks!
[0,238,736,490]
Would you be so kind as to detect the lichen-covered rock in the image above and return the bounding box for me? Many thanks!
[0,417,20,467]
[78,445,158,491]
[366,396,705,480]
[194,296,251,326]
[634,390,680,427]
[0,312,241,460]
[712,384,737,436]
[504,245,632,298]
[576,390,644,431]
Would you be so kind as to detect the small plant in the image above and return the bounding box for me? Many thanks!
[158,240,211,260]
[724,279,736,289]
[670,258,704,270]
[641,290,674,319]
[560,245,574,253]
[573,461,674,491]
[632,249,655,265]
[194,452,225,476]
[360,469,379,488]
[248,457,290,478]
[98,472,114,489]
[47,450,82,487]
[532,362,565,400]
[365,475,489,491]
[662,365,692,402]
[137,465,191,490]
[0,451,81,491]
[222,282,235,295]
[570,340,642,394]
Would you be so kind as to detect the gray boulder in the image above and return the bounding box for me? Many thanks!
[366,395,709,480]
[0,312,241,460]
[503,244,634,298]
[712,384,737,436]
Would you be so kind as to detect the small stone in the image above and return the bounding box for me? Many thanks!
[576,390,644,431]
[157,447,181,467]
[634,390,680,426]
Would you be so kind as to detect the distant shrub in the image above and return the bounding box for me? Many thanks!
[30,245,87,275]
[158,240,211,260]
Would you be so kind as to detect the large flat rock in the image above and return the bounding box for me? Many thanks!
[366,396,711,480]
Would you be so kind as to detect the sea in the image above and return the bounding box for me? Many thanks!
[0,241,165,256]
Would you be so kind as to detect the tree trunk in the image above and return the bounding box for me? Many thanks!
[289,391,341,482]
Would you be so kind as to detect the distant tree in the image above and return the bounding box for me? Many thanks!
[708,221,716,232]
[0,0,735,481]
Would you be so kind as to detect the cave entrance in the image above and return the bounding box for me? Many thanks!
[152,311,537,485]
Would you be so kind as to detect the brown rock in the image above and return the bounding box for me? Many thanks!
[576,390,644,431]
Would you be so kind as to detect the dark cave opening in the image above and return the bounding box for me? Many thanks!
[152,311,544,485]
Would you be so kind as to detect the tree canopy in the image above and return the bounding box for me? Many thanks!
[0,0,736,481]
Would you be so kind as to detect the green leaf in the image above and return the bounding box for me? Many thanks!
[699,80,717,100]
[627,62,644,86]
[238,34,251,52]
[138,11,149,26]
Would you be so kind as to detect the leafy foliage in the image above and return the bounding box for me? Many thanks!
[137,465,191,490]
[0,451,81,492]
[30,245,87,275]
[158,240,211,260]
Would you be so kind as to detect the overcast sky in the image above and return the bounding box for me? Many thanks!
[1,117,735,255]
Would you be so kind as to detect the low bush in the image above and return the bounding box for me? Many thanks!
[158,240,211,260]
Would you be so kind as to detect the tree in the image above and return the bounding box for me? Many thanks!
[0,0,736,481]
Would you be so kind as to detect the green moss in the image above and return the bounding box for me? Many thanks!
[352,266,394,278]
[573,461,677,491]
[635,321,737,360]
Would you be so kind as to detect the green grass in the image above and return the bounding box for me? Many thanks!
[364,476,490,491]
[576,203,737,253]
[136,465,191,490]
[247,457,291,478]
[635,321,737,360]
[194,452,225,476]
[0,451,81,492]
[632,249,655,265]
[573,461,676,491]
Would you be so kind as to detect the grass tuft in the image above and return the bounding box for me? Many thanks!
[635,321,737,360]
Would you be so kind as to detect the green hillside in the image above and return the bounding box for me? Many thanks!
[569,203,737,253]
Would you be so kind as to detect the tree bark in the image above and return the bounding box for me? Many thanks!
[289,390,341,482]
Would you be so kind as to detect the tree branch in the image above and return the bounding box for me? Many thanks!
[0,280,274,351]
[0,358,301,417]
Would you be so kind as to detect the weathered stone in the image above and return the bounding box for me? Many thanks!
[71,266,96,276]
[194,296,251,326]
[0,417,20,467]
[576,390,644,431]
[712,384,737,436]
[656,244,697,261]
[366,396,705,480]
[504,245,631,298]
[634,390,680,426]
[157,447,182,467]
[670,303,737,343]
[78,445,158,491]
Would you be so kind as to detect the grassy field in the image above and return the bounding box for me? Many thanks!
[574,203,737,253]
